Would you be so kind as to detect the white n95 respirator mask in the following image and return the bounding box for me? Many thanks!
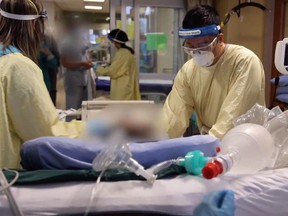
[192,51,215,67]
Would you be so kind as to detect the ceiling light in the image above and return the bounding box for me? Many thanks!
[84,0,105,2]
[84,5,103,10]
[102,29,108,35]
[145,7,151,16]
[126,6,132,15]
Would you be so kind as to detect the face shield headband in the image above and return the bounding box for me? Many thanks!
[0,8,48,20]
[178,24,221,39]
[107,31,126,44]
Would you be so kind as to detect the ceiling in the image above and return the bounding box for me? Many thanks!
[50,0,110,13]
[44,0,110,23]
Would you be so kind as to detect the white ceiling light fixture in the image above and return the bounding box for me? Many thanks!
[84,5,103,10]
[83,0,105,2]
[102,29,108,35]
[145,6,151,16]
[126,6,132,15]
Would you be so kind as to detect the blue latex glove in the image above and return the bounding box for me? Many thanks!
[193,190,235,216]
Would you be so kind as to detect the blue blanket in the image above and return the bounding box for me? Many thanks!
[20,135,219,170]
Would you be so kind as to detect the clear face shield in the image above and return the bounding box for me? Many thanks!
[182,36,218,56]
[0,2,48,21]
[178,24,221,67]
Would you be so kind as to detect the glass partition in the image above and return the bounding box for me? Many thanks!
[110,0,186,74]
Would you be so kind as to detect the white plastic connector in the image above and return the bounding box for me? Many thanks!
[126,158,157,184]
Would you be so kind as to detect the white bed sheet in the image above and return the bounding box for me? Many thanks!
[1,168,288,216]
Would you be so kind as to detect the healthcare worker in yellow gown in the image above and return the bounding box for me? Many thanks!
[163,5,265,139]
[96,29,141,100]
[0,0,85,169]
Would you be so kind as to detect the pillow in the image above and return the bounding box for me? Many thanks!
[271,75,288,87]
[276,94,288,103]
[20,135,219,170]
[276,86,288,95]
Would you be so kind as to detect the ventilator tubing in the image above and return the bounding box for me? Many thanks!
[126,158,157,183]
[92,135,156,184]
[0,170,24,216]
[202,123,276,179]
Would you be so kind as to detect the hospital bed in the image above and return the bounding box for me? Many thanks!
[81,100,155,121]
[96,73,174,98]
[96,76,173,95]
[3,132,288,216]
[1,167,288,216]
[62,100,155,122]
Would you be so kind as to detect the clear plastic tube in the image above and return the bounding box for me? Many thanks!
[148,150,210,176]
[92,130,157,184]
[84,170,105,216]
[85,130,157,215]
[0,169,24,216]
[147,159,178,174]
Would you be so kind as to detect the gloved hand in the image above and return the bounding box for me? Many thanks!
[93,62,100,71]
[193,190,235,216]
[93,62,108,71]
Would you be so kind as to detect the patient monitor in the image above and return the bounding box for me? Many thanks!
[275,38,288,75]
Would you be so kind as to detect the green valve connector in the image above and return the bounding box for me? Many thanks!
[178,150,209,175]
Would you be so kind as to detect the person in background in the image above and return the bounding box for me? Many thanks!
[38,34,60,105]
[41,33,60,105]
[60,20,93,114]
[162,5,265,139]
[95,29,141,100]
[0,0,85,169]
